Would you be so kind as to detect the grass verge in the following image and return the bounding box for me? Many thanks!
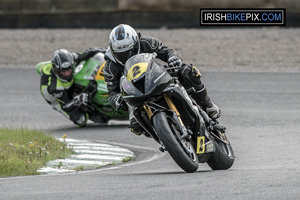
[0,128,73,177]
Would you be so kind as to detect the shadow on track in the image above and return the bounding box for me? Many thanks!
[48,123,129,132]
[126,170,212,176]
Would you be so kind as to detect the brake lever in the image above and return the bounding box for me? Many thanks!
[112,95,124,116]
[164,65,180,77]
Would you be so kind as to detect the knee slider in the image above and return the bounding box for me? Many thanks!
[178,64,203,90]
[69,110,89,127]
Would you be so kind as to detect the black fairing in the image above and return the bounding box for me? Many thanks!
[120,53,172,107]
[161,84,203,135]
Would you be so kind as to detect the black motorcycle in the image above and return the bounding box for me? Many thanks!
[120,53,235,173]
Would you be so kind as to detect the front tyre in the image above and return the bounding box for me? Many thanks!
[152,112,199,173]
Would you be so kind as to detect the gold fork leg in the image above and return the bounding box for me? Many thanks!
[163,94,184,126]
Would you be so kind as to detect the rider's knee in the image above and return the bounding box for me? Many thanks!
[69,110,89,127]
[178,64,203,90]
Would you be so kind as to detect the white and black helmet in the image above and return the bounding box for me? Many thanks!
[109,24,140,65]
[51,49,74,82]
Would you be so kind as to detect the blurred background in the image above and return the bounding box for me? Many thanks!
[0,0,299,28]
[1,0,299,72]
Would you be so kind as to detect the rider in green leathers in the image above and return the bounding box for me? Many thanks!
[39,48,106,127]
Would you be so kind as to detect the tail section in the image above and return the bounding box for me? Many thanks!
[35,61,51,75]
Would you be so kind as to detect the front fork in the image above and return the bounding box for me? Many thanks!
[143,94,190,139]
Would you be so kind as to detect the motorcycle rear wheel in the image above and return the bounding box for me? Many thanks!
[152,112,199,173]
[207,140,235,170]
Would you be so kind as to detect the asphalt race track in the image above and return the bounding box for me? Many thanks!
[1,28,300,200]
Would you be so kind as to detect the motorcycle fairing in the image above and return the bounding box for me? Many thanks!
[95,62,106,81]
[126,62,148,82]
[161,84,203,135]
[121,53,172,107]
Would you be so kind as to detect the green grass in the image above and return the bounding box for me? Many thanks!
[73,166,85,171]
[0,128,73,177]
[122,157,133,162]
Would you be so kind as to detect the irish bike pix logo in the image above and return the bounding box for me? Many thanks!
[200,8,286,26]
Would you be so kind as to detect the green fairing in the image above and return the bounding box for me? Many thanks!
[35,53,128,121]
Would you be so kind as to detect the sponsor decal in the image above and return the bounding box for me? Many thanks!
[97,83,108,92]
[75,64,83,74]
[205,141,215,153]
[61,62,71,68]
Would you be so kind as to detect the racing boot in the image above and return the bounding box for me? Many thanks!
[128,118,151,138]
[129,118,143,136]
[192,86,222,120]
[178,64,221,119]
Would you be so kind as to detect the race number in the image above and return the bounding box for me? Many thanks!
[196,136,205,154]
[127,63,148,81]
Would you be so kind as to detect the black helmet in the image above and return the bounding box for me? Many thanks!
[51,49,74,82]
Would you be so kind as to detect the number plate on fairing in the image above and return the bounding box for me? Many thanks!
[196,136,205,154]
[127,63,148,82]
[196,136,215,154]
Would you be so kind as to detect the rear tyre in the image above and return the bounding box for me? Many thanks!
[152,112,198,173]
[207,140,234,170]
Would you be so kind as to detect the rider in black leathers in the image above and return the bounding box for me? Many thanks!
[103,24,221,135]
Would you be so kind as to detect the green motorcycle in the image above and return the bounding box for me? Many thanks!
[35,52,128,123]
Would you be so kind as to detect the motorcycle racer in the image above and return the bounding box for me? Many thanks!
[103,24,221,135]
[39,48,106,127]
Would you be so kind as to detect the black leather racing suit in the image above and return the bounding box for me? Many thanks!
[103,34,210,110]
[103,35,177,107]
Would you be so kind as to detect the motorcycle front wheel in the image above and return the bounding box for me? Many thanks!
[152,112,199,173]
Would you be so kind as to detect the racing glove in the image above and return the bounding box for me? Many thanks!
[113,93,127,109]
[109,93,127,110]
[73,93,89,107]
[168,56,182,67]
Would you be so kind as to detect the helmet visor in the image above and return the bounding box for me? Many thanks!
[114,40,140,65]
[53,66,73,82]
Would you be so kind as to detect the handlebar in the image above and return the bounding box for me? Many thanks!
[163,65,180,77]
[163,65,180,71]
